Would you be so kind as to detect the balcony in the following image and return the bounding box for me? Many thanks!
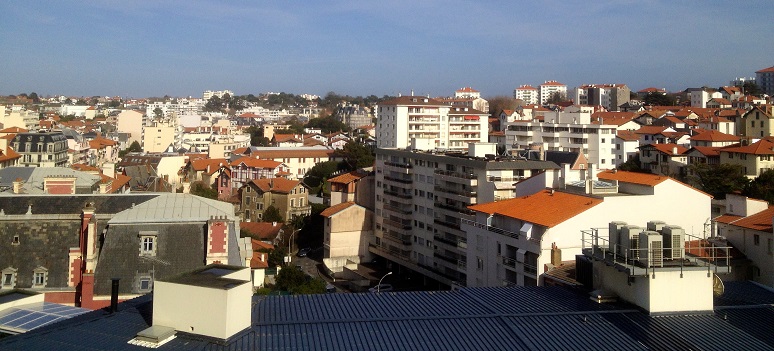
[384,203,412,215]
[434,169,478,186]
[433,252,459,265]
[435,202,476,216]
[461,218,541,244]
[384,230,412,246]
[434,235,467,251]
[502,256,517,268]
[384,175,412,184]
[434,218,460,230]
[383,217,412,230]
[384,189,412,200]
[383,161,412,174]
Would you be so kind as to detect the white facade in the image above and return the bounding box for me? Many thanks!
[690,90,722,108]
[116,110,145,146]
[539,81,567,105]
[372,146,560,287]
[463,171,712,288]
[513,85,539,105]
[504,105,617,169]
[376,96,488,151]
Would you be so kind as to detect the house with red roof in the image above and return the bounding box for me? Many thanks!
[689,129,739,147]
[719,137,774,178]
[464,170,711,288]
[239,178,310,223]
[638,143,688,176]
[740,106,774,138]
[714,193,774,286]
[229,157,287,190]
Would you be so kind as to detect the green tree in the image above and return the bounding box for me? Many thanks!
[274,265,326,294]
[153,107,164,119]
[738,81,763,97]
[305,160,339,188]
[190,181,217,199]
[617,155,649,173]
[336,140,374,170]
[488,96,519,116]
[305,114,348,134]
[29,92,40,104]
[263,205,284,223]
[546,91,568,105]
[689,163,748,199]
[743,170,774,203]
[245,126,269,146]
[119,141,143,157]
[643,92,677,106]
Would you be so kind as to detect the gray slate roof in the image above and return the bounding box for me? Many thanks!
[2,283,774,350]
[0,167,102,194]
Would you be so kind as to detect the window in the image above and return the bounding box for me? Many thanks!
[12,235,19,245]
[139,231,158,256]
[32,267,47,287]
[1,268,17,288]
[754,234,760,246]
[138,277,152,293]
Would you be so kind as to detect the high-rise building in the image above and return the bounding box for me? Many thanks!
[372,144,559,287]
[513,85,539,105]
[538,81,567,105]
[755,66,774,96]
[375,96,488,151]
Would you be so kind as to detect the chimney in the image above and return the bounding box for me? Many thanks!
[550,242,562,266]
[672,146,678,155]
[12,178,22,194]
[110,278,120,313]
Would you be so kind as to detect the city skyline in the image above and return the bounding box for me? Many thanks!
[1,1,772,98]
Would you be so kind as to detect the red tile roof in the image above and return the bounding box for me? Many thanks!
[721,139,774,155]
[597,170,669,186]
[727,206,774,232]
[540,81,565,86]
[328,170,368,184]
[231,157,283,169]
[687,146,722,157]
[714,214,743,225]
[320,202,356,217]
[634,125,668,135]
[456,87,479,93]
[241,222,283,240]
[616,130,639,141]
[756,66,774,73]
[689,130,738,142]
[468,190,602,228]
[640,143,688,156]
[249,149,336,159]
[250,177,302,194]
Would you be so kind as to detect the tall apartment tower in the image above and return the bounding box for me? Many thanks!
[539,81,567,105]
[756,66,774,96]
[372,144,559,287]
[376,96,488,151]
[513,85,539,105]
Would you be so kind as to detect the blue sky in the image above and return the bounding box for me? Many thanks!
[1,1,772,99]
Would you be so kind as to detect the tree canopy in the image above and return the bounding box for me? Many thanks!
[190,181,218,199]
[336,140,374,170]
[643,92,677,106]
[306,114,348,134]
[119,141,142,157]
[689,163,748,199]
[274,265,326,294]
[262,205,284,223]
[743,170,774,203]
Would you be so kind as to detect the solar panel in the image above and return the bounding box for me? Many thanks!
[0,302,89,333]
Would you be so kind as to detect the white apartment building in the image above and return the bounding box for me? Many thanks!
[539,81,567,105]
[504,105,618,169]
[236,146,339,179]
[463,169,711,287]
[572,84,631,111]
[690,89,722,108]
[202,90,234,101]
[376,96,488,151]
[372,144,560,287]
[146,100,203,118]
[513,85,539,105]
[143,120,178,153]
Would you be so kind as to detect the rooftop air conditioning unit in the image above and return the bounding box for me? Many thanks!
[638,231,663,268]
[661,225,685,260]
[608,221,627,254]
[647,220,666,232]
[620,225,641,260]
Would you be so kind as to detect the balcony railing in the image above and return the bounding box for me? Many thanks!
[384,189,412,199]
[502,256,517,268]
[384,175,412,184]
[435,202,476,216]
[434,218,461,230]
[461,218,541,243]
[434,185,477,198]
[384,204,412,215]
[385,161,412,169]
[383,217,412,230]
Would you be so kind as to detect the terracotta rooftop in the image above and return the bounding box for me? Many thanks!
[468,189,602,228]
[328,170,368,184]
[726,206,774,232]
[721,139,774,155]
[248,148,336,159]
[616,130,639,141]
[756,66,774,73]
[230,157,283,169]
[240,221,283,240]
[634,125,668,135]
[687,146,722,157]
[320,201,356,217]
[250,177,302,194]
[690,130,739,142]
[597,170,669,187]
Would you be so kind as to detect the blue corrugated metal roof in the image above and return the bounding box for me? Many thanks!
[3,286,774,350]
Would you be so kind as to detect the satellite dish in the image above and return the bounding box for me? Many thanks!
[713,274,725,297]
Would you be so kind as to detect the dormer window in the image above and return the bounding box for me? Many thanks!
[32,267,48,288]
[139,231,158,256]
[2,267,17,289]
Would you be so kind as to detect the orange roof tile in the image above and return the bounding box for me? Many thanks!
[722,139,774,155]
[273,134,303,143]
[634,125,668,135]
[241,222,283,240]
[231,157,283,169]
[689,130,738,142]
[249,149,336,159]
[250,177,302,194]
[597,170,669,186]
[328,170,368,184]
[714,214,742,225]
[192,158,229,173]
[320,202,356,217]
[640,143,688,155]
[616,130,639,141]
[756,66,774,73]
[687,146,722,157]
[728,206,774,232]
[468,190,602,228]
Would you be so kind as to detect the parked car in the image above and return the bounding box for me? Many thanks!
[368,284,393,293]
[297,247,311,257]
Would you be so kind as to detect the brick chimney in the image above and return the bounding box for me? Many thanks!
[12,178,22,194]
[206,216,232,265]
